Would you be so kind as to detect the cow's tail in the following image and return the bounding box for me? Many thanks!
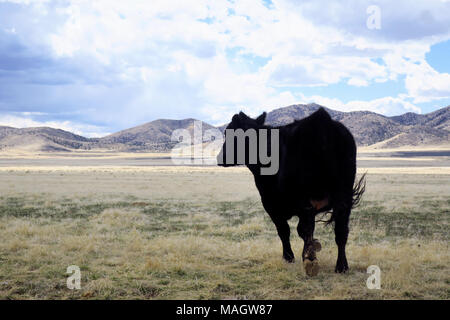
[351,172,366,209]
[317,172,366,225]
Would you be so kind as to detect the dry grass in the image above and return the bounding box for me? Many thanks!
[0,168,448,300]
[358,144,450,153]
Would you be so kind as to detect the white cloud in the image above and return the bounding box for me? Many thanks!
[1,0,449,128]
[405,66,450,103]
[347,78,369,87]
[382,53,450,102]
[298,94,422,115]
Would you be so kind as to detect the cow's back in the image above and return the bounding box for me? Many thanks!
[277,108,356,204]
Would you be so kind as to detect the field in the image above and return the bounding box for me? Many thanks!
[0,151,449,299]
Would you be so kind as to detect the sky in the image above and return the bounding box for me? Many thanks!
[0,0,449,137]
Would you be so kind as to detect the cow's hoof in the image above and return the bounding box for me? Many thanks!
[312,239,322,252]
[303,259,320,277]
[334,262,349,273]
[283,252,295,263]
[334,266,348,273]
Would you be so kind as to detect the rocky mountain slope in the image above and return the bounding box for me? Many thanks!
[263,104,449,147]
[96,118,216,151]
[0,105,448,152]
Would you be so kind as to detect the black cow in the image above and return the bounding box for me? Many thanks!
[217,108,365,276]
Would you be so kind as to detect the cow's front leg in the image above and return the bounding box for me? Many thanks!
[273,219,295,263]
[297,212,321,276]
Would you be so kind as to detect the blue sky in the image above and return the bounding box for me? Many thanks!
[0,0,449,137]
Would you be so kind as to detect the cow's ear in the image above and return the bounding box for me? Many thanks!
[238,111,248,120]
[231,113,241,126]
[256,112,266,125]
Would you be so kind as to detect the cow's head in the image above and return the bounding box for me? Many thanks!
[216,111,266,167]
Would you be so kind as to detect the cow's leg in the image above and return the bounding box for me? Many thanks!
[272,218,295,263]
[297,211,321,276]
[333,200,351,273]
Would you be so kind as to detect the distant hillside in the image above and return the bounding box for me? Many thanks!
[390,106,450,131]
[368,126,449,148]
[263,104,449,147]
[265,103,341,125]
[96,118,216,151]
[264,104,403,145]
[0,126,91,152]
[0,105,448,152]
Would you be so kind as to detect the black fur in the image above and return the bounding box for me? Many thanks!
[217,108,366,273]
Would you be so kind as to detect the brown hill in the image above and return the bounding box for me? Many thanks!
[390,105,450,131]
[263,103,449,147]
[0,105,448,152]
[264,104,404,146]
[0,126,91,152]
[97,118,216,151]
[370,126,449,148]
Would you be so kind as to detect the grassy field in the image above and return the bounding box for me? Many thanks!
[0,166,449,299]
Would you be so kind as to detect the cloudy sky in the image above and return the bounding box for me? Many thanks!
[0,0,449,137]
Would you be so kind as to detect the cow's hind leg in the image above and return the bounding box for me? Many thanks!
[272,219,295,263]
[333,199,352,273]
[297,211,321,276]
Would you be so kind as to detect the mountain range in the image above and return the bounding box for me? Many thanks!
[1,104,449,152]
